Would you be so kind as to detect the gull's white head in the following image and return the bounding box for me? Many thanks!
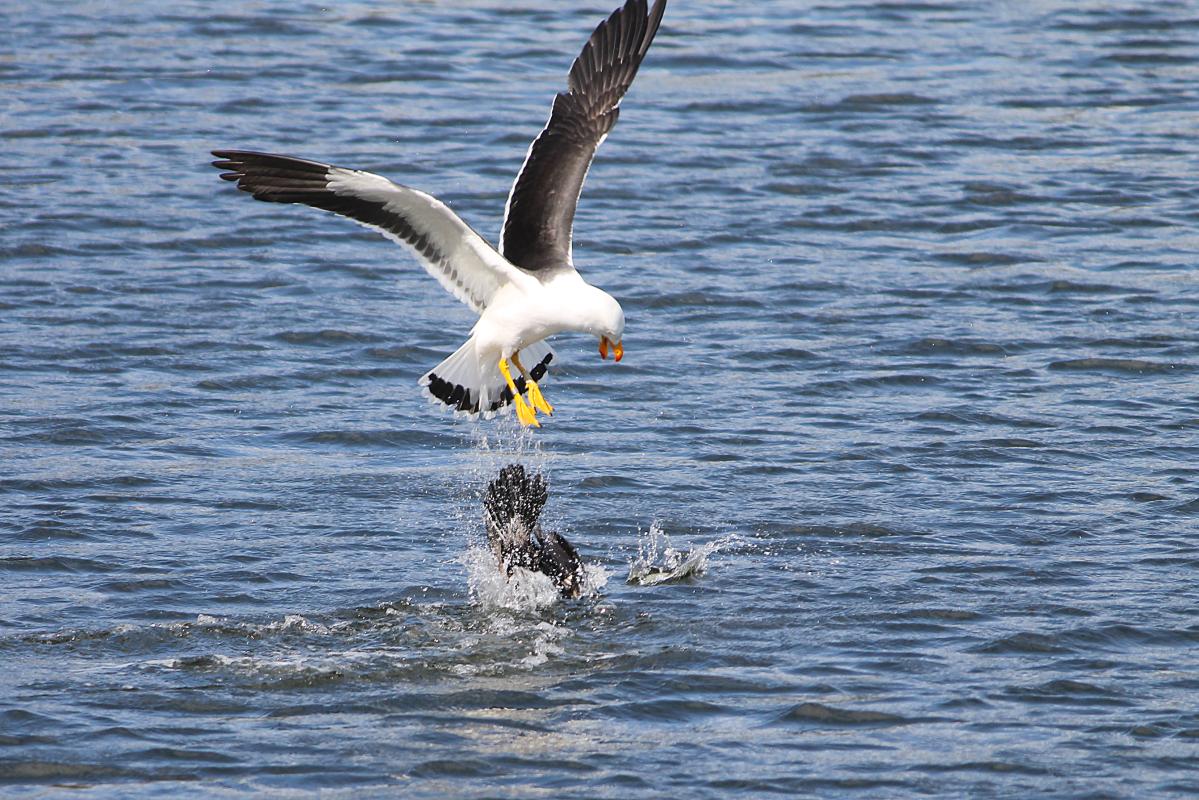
[578,286,625,363]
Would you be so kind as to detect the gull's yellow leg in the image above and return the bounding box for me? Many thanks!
[511,352,553,416]
[498,358,539,428]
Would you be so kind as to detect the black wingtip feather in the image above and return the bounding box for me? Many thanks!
[500,0,666,271]
[641,0,667,58]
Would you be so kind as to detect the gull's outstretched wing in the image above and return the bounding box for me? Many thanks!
[499,0,667,273]
[212,150,526,313]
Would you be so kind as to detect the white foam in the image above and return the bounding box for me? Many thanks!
[580,562,610,596]
[626,521,735,586]
[521,621,567,667]
[463,544,562,611]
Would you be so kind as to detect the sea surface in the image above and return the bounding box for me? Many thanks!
[4,0,1199,796]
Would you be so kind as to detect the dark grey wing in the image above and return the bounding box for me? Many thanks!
[211,150,525,313]
[535,530,585,598]
[499,0,667,272]
[483,464,549,572]
[483,464,548,531]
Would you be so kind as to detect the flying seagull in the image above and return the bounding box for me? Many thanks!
[211,0,667,427]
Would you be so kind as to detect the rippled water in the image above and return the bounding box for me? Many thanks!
[4,0,1199,796]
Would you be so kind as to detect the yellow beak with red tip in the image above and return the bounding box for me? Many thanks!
[599,337,623,362]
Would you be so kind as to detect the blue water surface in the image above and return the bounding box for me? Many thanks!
[3,0,1199,796]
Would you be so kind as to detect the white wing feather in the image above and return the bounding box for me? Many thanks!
[211,150,532,315]
[326,168,528,313]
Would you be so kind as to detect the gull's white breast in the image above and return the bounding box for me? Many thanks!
[473,271,604,357]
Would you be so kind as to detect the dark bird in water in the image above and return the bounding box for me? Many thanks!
[484,464,585,598]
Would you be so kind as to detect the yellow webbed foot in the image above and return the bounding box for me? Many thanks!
[511,351,553,416]
[514,395,541,427]
[499,357,541,428]
[526,379,554,416]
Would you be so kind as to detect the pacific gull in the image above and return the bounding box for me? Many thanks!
[211,0,668,427]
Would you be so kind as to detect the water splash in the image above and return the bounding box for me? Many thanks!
[464,423,549,482]
[463,544,562,611]
[462,544,609,612]
[459,426,559,611]
[578,562,610,597]
[459,422,612,610]
[444,421,551,546]
[626,522,732,586]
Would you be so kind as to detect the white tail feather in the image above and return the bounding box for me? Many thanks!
[421,337,556,419]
